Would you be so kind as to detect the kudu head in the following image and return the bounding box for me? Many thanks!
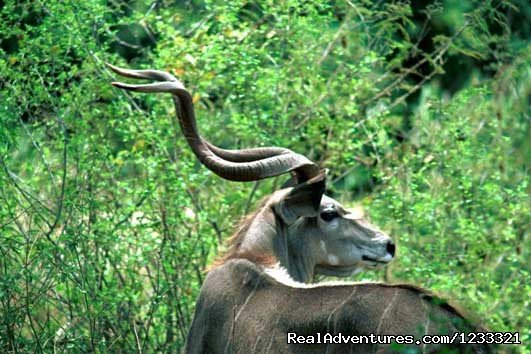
[108,64,395,283]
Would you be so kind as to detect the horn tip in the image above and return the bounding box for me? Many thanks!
[110,81,137,91]
[106,62,120,72]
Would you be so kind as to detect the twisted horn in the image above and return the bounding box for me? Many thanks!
[107,64,320,182]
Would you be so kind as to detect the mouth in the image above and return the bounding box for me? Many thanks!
[361,254,393,265]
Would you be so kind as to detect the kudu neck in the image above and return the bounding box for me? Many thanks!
[239,206,316,283]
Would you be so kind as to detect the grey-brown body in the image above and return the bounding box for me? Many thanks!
[186,259,491,354]
[107,65,491,354]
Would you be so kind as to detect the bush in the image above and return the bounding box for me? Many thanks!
[1,1,528,352]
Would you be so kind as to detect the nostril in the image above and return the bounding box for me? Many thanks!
[386,241,396,257]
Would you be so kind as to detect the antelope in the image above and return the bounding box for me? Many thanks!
[108,65,491,354]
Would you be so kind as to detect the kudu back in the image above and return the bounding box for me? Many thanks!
[186,259,491,354]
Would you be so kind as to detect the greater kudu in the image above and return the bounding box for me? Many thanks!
[107,63,395,283]
[108,65,491,354]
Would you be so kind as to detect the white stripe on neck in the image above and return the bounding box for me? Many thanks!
[263,264,378,288]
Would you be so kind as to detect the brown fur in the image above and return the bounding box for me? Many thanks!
[207,197,273,270]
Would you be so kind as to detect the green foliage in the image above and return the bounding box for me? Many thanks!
[1,0,529,353]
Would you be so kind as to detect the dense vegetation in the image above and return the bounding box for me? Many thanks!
[1,1,529,353]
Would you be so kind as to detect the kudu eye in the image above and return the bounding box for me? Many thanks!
[320,210,339,222]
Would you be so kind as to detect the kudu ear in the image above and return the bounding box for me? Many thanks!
[274,171,326,225]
